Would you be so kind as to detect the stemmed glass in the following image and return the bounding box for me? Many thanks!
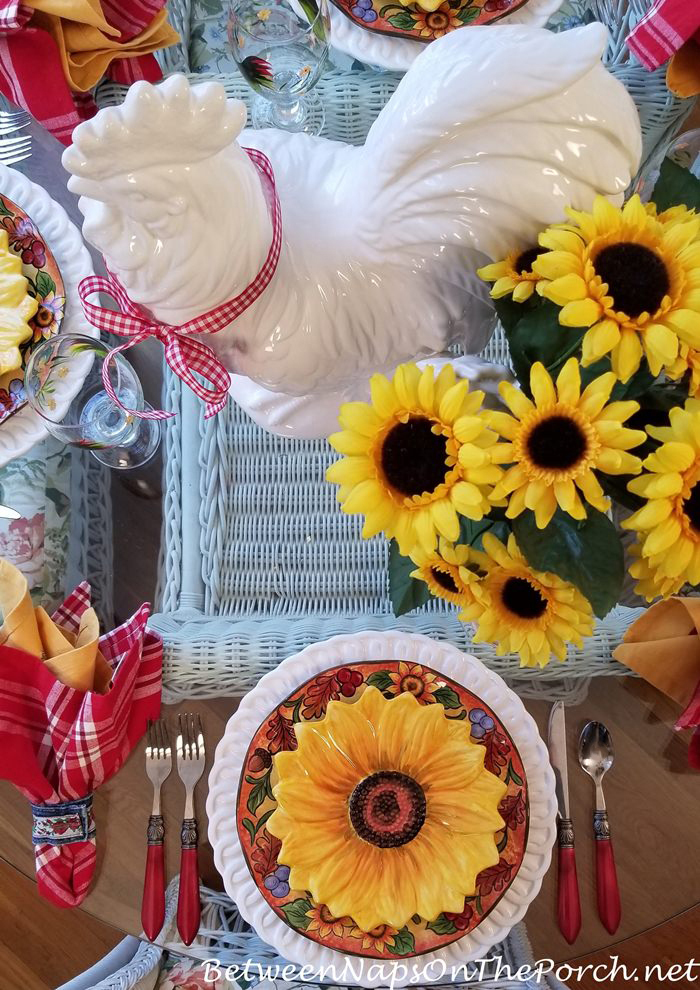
[228,0,330,134]
[24,334,161,470]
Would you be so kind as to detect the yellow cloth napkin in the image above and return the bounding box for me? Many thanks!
[25,1,179,93]
[0,558,112,693]
[667,40,700,98]
[613,597,700,708]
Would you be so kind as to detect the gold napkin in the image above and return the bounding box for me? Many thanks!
[613,597,700,707]
[26,1,179,93]
[667,40,700,99]
[0,558,112,693]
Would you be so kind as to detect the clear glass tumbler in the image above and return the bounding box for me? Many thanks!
[228,0,330,134]
[24,334,161,470]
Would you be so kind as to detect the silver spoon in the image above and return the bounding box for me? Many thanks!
[578,721,621,934]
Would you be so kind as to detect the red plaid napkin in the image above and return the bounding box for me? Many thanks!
[0,0,172,144]
[0,583,162,907]
[627,0,700,70]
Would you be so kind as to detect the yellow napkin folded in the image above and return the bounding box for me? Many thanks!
[0,558,112,693]
[613,597,700,708]
[26,1,179,93]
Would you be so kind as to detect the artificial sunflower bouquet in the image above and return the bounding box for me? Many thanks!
[325,157,700,669]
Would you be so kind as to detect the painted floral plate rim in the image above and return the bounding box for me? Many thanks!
[236,658,529,958]
[208,631,557,986]
[331,0,531,45]
[329,0,563,70]
[0,193,65,426]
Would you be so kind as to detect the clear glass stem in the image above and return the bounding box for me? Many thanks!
[270,98,304,127]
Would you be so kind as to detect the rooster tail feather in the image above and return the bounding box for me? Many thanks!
[352,23,641,262]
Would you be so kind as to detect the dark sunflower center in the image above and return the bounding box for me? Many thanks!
[514,247,542,275]
[426,10,448,27]
[526,415,587,470]
[594,242,670,318]
[381,417,449,497]
[501,576,547,619]
[349,770,426,848]
[430,566,459,593]
[683,483,700,532]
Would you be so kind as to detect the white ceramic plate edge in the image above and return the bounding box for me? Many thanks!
[0,164,95,466]
[207,631,557,987]
[330,0,566,71]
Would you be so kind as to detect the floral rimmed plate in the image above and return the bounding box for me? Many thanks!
[0,194,65,426]
[208,632,557,987]
[236,659,529,959]
[329,0,563,70]
[331,0,530,44]
[0,166,94,466]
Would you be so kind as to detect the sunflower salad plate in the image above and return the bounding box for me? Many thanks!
[0,193,65,426]
[0,165,94,465]
[207,632,557,986]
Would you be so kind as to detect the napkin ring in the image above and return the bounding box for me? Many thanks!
[30,794,96,846]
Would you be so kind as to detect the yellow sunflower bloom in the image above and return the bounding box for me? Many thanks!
[486,358,646,529]
[627,541,686,602]
[411,2,461,38]
[326,363,510,555]
[622,398,700,596]
[666,343,700,397]
[386,661,439,702]
[409,539,488,608]
[532,194,700,382]
[460,533,595,668]
[305,904,353,939]
[477,246,546,303]
[0,229,38,375]
[267,686,506,932]
[351,923,399,953]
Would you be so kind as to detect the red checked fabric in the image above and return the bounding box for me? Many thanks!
[79,148,282,421]
[627,0,700,69]
[0,0,166,144]
[0,585,162,907]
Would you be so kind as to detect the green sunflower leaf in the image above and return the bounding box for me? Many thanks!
[241,818,256,844]
[281,898,313,930]
[246,771,271,815]
[0,197,12,217]
[366,670,393,691]
[496,299,586,393]
[505,759,523,787]
[388,539,432,616]
[512,507,623,618]
[457,5,480,22]
[434,685,461,709]
[426,914,458,935]
[652,157,700,215]
[387,10,416,29]
[388,926,415,955]
[35,271,56,300]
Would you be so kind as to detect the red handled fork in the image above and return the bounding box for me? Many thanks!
[176,713,205,946]
[142,719,171,941]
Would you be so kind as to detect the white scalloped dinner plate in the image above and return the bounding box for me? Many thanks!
[0,165,95,466]
[330,0,565,71]
[207,632,556,985]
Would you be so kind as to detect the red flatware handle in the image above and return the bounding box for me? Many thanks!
[141,815,165,941]
[556,818,581,944]
[594,811,621,934]
[177,818,201,946]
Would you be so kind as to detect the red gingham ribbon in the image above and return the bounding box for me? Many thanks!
[78,148,282,421]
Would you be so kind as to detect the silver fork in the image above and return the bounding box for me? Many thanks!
[142,719,171,941]
[176,713,205,946]
[0,132,32,167]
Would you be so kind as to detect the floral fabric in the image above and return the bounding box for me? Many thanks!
[0,438,72,607]
[157,955,227,990]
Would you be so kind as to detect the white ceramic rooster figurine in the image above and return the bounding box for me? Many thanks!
[63,22,641,437]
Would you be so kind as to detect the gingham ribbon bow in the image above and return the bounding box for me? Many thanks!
[78,148,282,420]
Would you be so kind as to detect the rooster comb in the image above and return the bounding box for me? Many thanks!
[62,75,246,181]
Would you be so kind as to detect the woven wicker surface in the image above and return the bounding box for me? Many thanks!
[97,0,685,702]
